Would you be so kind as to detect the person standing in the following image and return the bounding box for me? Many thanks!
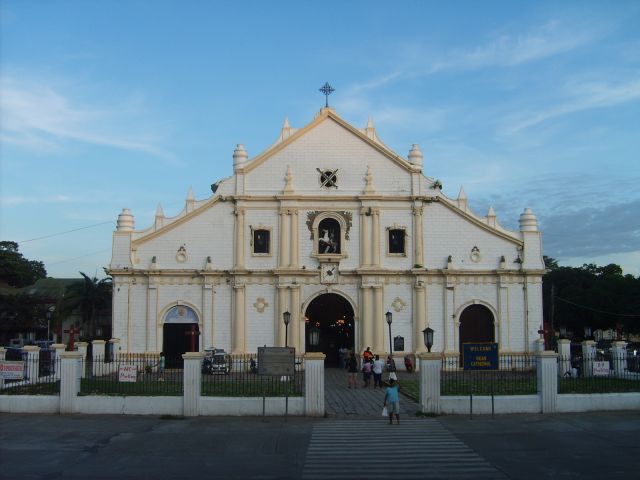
[384,378,400,425]
[347,351,358,388]
[362,347,373,364]
[372,354,384,388]
[362,359,372,388]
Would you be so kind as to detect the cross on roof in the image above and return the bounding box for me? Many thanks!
[319,82,335,108]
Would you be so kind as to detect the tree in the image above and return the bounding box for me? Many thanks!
[0,241,47,287]
[61,272,112,340]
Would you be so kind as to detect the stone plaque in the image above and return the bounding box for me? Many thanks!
[258,347,295,376]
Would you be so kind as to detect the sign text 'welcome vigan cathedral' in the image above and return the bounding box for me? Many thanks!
[109,86,545,365]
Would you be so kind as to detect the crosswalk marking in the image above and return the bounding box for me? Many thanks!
[303,418,506,480]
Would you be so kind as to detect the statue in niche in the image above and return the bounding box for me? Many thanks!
[318,218,340,254]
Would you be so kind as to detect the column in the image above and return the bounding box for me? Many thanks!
[92,340,106,377]
[372,209,380,267]
[498,280,509,350]
[279,210,290,268]
[611,341,628,378]
[203,283,215,350]
[75,342,88,378]
[0,347,6,390]
[582,340,596,377]
[290,209,299,268]
[373,285,384,353]
[291,285,301,351]
[182,352,203,417]
[60,351,82,414]
[361,286,373,351]
[277,286,288,347]
[360,208,371,266]
[232,284,246,353]
[414,283,426,353]
[234,208,245,269]
[413,206,424,267]
[418,352,441,415]
[537,351,558,413]
[23,345,40,384]
[304,352,326,416]
[109,338,121,359]
[557,339,571,376]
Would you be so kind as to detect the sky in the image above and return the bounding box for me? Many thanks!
[1,0,639,279]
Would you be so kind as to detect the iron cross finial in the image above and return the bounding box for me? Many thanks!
[319,82,335,108]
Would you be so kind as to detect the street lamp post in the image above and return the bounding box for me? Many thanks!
[386,311,393,355]
[283,311,291,347]
[422,327,434,352]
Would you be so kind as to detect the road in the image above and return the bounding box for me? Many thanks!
[1,411,639,479]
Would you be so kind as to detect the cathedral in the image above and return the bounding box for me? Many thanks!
[109,103,545,365]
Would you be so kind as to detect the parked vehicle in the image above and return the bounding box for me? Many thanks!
[201,348,231,375]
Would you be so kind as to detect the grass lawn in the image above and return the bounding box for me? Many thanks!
[201,373,304,397]
[558,377,640,394]
[0,381,60,395]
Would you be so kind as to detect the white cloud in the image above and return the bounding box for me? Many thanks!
[506,79,640,133]
[0,75,178,163]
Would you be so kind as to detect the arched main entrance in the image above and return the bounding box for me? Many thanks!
[305,293,354,367]
[459,304,495,352]
[162,305,200,368]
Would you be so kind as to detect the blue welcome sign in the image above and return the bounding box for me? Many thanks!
[463,343,499,370]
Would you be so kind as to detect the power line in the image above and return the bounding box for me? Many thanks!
[554,296,640,318]
[18,221,114,243]
[46,249,112,266]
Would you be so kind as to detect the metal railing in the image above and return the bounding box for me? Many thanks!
[0,354,61,395]
[201,354,305,397]
[441,354,537,396]
[558,354,640,393]
[80,355,183,396]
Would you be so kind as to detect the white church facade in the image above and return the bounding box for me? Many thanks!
[109,106,545,365]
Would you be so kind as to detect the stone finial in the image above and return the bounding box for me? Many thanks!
[408,144,423,168]
[280,117,293,141]
[486,206,497,227]
[519,208,538,232]
[499,255,507,269]
[205,256,214,271]
[155,204,165,230]
[150,255,158,270]
[457,186,468,210]
[116,208,135,231]
[283,165,295,194]
[365,117,376,139]
[233,144,249,170]
[186,187,196,212]
[363,165,376,194]
[446,255,455,269]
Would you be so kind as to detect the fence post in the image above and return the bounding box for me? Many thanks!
[60,351,82,414]
[582,340,596,377]
[52,344,66,380]
[0,347,6,390]
[557,339,571,376]
[22,345,41,383]
[304,353,326,417]
[183,352,203,417]
[92,340,106,377]
[418,352,441,415]
[611,341,628,377]
[537,351,558,413]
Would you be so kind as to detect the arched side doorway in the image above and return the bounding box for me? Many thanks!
[162,305,200,368]
[305,293,354,367]
[459,304,496,353]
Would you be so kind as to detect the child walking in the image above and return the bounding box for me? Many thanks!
[384,378,400,425]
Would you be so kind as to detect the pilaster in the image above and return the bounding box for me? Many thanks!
[290,209,299,268]
[558,339,571,376]
[279,209,290,268]
[372,208,380,267]
[92,340,106,377]
[23,345,40,384]
[360,208,371,266]
[582,340,596,377]
[373,285,384,352]
[537,351,558,413]
[414,282,426,353]
[182,352,203,416]
[232,284,246,353]
[361,286,373,350]
[413,205,424,266]
[611,341,628,378]
[290,285,301,351]
[60,351,82,414]
[277,286,288,347]
[234,208,246,269]
[418,352,441,414]
[304,352,326,416]
[75,342,88,378]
